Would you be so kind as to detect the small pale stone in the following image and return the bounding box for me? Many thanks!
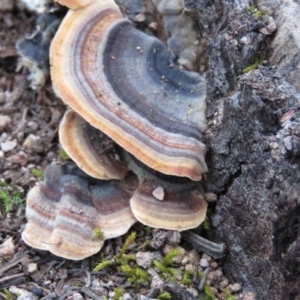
[166,231,181,244]
[20,0,47,13]
[181,249,200,265]
[207,271,215,281]
[201,253,212,262]
[210,262,218,268]
[24,134,39,148]
[199,258,209,268]
[0,237,14,260]
[17,294,37,300]
[134,13,146,22]
[205,192,218,202]
[148,22,158,30]
[23,134,43,153]
[152,186,164,201]
[269,142,278,149]
[240,36,250,44]
[10,286,37,299]
[219,279,229,288]
[242,292,256,300]
[215,269,223,277]
[0,150,4,158]
[27,121,39,131]
[151,276,164,290]
[27,263,38,273]
[280,110,294,125]
[231,282,242,293]
[185,263,195,272]
[187,287,198,297]
[71,293,84,300]
[267,22,277,33]
[136,251,154,268]
[1,139,17,152]
[0,115,11,130]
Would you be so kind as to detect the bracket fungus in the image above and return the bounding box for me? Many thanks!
[22,163,136,260]
[59,110,207,231]
[23,0,210,260]
[50,0,207,181]
[59,110,128,180]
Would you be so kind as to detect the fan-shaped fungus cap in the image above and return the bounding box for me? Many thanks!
[50,0,207,181]
[59,110,128,180]
[126,155,207,231]
[130,179,207,231]
[22,163,137,260]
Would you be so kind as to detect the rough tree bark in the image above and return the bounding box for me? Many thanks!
[184,0,300,299]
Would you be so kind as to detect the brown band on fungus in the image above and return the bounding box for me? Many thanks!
[22,163,136,260]
[59,110,128,180]
[50,0,207,181]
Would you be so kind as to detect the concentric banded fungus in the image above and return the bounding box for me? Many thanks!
[131,178,207,230]
[60,110,128,180]
[22,163,137,260]
[50,0,207,181]
[59,110,208,231]
[125,154,208,230]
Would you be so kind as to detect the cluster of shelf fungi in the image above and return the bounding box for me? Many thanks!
[21,0,227,260]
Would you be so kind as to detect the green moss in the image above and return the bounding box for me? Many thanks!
[157,291,172,299]
[93,228,103,238]
[120,264,149,284]
[0,188,25,213]
[248,5,268,18]
[181,270,193,284]
[31,168,44,179]
[113,287,124,300]
[93,232,137,272]
[3,288,14,300]
[204,285,216,300]
[118,231,137,258]
[59,148,70,160]
[224,288,236,300]
[93,259,113,271]
[243,54,264,73]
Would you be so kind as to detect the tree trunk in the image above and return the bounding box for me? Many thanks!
[185,0,300,299]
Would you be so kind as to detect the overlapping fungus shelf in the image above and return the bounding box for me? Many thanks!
[50,0,207,181]
[22,163,137,260]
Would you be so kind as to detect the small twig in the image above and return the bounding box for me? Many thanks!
[55,259,66,269]
[68,268,91,288]
[31,282,51,296]
[0,254,28,275]
[146,288,160,298]
[198,267,212,291]
[182,231,225,259]
[0,273,25,284]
